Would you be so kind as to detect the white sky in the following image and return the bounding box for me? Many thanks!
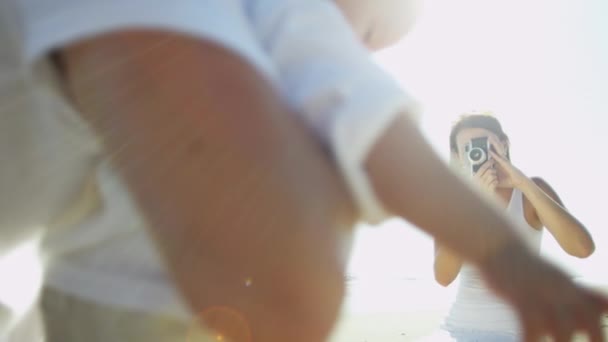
[345,0,608,311]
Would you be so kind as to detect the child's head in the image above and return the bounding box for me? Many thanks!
[334,0,422,50]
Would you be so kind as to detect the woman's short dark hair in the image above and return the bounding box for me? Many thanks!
[449,114,510,159]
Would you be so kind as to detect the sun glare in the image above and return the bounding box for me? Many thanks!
[0,237,43,317]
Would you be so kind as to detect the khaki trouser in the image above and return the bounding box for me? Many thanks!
[41,287,214,342]
[1,303,44,342]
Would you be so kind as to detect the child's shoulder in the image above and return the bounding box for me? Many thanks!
[334,0,422,50]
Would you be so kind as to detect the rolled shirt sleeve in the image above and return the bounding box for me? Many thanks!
[248,0,421,224]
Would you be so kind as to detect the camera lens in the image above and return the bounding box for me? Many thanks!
[468,147,486,164]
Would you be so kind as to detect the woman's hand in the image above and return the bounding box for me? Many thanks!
[473,160,499,191]
[488,136,527,188]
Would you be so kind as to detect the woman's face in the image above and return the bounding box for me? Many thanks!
[454,127,508,170]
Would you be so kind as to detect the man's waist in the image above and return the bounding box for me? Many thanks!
[44,261,191,320]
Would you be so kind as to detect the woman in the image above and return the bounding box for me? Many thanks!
[434,114,596,341]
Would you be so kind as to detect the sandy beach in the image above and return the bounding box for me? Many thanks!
[331,310,444,342]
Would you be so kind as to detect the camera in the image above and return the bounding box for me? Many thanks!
[465,137,490,174]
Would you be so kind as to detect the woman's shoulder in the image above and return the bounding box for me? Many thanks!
[530,177,564,206]
[521,177,564,229]
[531,176,548,188]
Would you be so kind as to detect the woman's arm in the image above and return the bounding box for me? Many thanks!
[434,241,462,287]
[521,176,595,258]
[432,158,507,287]
[488,144,595,258]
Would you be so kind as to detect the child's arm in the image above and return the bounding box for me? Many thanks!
[367,114,516,263]
[249,3,608,339]
[367,114,608,342]
[248,0,420,224]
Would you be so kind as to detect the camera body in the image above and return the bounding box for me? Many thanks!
[465,137,490,174]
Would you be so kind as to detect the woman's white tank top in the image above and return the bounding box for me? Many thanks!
[442,189,543,335]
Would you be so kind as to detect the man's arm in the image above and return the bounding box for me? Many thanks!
[58,30,358,342]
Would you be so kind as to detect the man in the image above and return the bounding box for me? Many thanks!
[0,0,606,341]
